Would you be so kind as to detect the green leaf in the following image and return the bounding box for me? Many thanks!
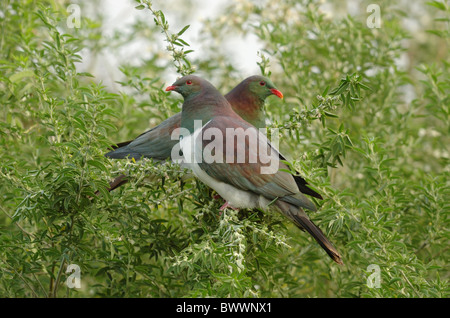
[324,111,339,118]
[177,25,190,36]
[331,81,349,96]
[87,160,108,172]
[175,38,190,47]
[9,70,35,83]
[77,72,95,77]
[159,10,166,25]
[426,1,447,11]
[358,82,372,91]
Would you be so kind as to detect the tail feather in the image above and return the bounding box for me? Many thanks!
[275,200,343,265]
[104,147,142,159]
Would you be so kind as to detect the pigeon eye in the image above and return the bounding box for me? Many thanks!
[259,81,266,86]
[186,80,193,85]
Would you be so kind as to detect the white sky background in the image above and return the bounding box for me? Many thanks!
[79,0,263,88]
[78,0,375,87]
[78,0,430,102]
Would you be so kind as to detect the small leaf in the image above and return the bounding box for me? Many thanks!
[324,111,339,118]
[77,72,94,77]
[176,38,190,47]
[9,70,35,83]
[358,82,372,91]
[87,160,107,172]
[177,25,190,36]
[426,1,447,11]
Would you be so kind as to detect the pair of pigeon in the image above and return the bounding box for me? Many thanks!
[106,75,343,265]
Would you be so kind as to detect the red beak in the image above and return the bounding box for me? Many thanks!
[270,88,283,99]
[165,85,176,91]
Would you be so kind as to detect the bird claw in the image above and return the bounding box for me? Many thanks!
[219,201,239,211]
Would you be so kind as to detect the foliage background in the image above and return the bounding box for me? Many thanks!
[0,0,448,297]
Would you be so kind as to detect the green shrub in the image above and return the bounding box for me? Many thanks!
[0,0,448,297]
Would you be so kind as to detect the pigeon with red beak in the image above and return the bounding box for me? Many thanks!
[166,75,342,265]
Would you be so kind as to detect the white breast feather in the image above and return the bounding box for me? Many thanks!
[180,122,269,209]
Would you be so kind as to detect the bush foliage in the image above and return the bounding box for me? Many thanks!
[0,0,448,297]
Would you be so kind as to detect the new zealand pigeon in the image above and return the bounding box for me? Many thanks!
[105,75,282,160]
[166,75,342,265]
[104,75,285,192]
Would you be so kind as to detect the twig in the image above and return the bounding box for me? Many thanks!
[400,270,421,298]
[3,262,40,298]
[139,0,195,75]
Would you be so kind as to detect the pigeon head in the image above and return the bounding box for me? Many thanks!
[245,75,283,100]
[166,75,234,133]
[224,75,283,129]
[165,75,204,99]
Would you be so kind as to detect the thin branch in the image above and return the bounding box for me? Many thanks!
[140,0,195,75]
